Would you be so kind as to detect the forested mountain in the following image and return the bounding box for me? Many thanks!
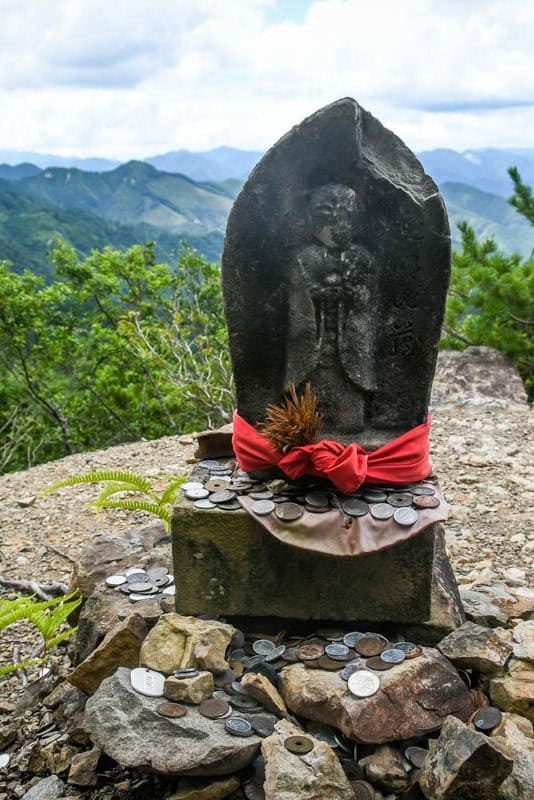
[0,163,41,180]
[146,146,262,182]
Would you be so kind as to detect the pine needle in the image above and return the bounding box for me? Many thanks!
[258,383,322,452]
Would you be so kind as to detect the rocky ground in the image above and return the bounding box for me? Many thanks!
[0,402,532,800]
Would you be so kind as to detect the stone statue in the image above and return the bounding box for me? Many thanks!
[286,183,376,434]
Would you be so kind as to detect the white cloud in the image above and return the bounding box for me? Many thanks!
[0,0,532,157]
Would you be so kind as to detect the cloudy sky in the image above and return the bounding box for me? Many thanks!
[0,0,532,158]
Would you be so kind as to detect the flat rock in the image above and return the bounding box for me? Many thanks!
[67,746,101,787]
[419,715,513,799]
[438,622,513,673]
[511,621,534,663]
[491,714,534,800]
[83,667,260,775]
[491,661,534,721]
[168,777,240,799]
[69,613,147,694]
[262,719,355,800]
[20,776,66,800]
[279,649,474,744]
[164,672,214,704]
[140,613,236,675]
[460,583,534,628]
[360,744,411,793]
[241,672,287,717]
[431,347,528,409]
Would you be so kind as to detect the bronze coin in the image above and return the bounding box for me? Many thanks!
[275,501,304,522]
[156,702,187,718]
[404,646,423,659]
[298,643,325,661]
[317,655,343,671]
[351,780,376,800]
[285,734,315,755]
[366,656,394,671]
[205,479,230,492]
[355,636,386,657]
[413,495,440,509]
[199,698,231,719]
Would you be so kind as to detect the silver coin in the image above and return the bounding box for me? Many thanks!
[148,567,169,579]
[305,491,330,508]
[393,507,419,526]
[380,648,406,664]
[253,639,276,655]
[275,502,304,522]
[225,717,254,737]
[411,485,436,496]
[181,481,204,492]
[229,648,247,662]
[370,503,394,520]
[194,498,216,510]
[198,459,221,468]
[230,694,261,710]
[105,574,126,587]
[185,487,210,500]
[340,660,367,681]
[388,493,414,508]
[129,592,157,601]
[231,680,251,695]
[213,690,233,701]
[162,585,176,596]
[126,571,149,583]
[244,655,266,669]
[249,490,274,500]
[348,670,380,698]
[341,498,369,517]
[130,667,165,697]
[325,643,350,658]
[210,490,236,504]
[265,645,286,662]
[343,632,365,648]
[128,581,156,593]
[362,489,388,503]
[173,668,199,678]
[218,499,241,511]
[251,499,275,516]
[395,641,418,653]
[124,566,145,576]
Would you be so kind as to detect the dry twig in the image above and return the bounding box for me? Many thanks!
[0,574,69,601]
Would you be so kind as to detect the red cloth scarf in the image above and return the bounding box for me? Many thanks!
[232,412,432,494]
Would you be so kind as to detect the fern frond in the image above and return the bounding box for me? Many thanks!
[0,658,41,677]
[45,626,78,651]
[95,499,172,527]
[42,470,155,497]
[95,482,141,504]
[160,477,186,505]
[1,593,78,631]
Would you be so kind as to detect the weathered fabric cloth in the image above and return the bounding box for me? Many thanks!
[232,412,432,493]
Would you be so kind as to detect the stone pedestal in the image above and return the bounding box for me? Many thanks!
[171,499,464,640]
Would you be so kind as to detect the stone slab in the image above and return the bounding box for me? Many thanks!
[171,500,463,632]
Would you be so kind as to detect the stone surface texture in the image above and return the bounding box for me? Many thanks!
[20,776,66,800]
[167,777,240,800]
[68,613,147,694]
[360,745,411,793]
[83,668,260,775]
[164,672,214,704]
[419,715,513,800]
[279,649,474,744]
[491,659,534,721]
[222,97,450,448]
[139,613,236,675]
[437,621,513,673]
[460,583,534,628]
[66,746,101,787]
[261,718,355,800]
[491,714,534,800]
[432,347,528,409]
[241,671,287,717]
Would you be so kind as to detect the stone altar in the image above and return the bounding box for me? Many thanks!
[172,98,462,632]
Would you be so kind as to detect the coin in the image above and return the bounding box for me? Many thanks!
[225,717,254,737]
[148,566,168,579]
[249,490,274,500]
[265,645,286,662]
[173,668,199,678]
[319,628,345,641]
[404,646,423,659]
[157,702,187,718]
[387,493,413,507]
[305,491,330,508]
[124,566,145,576]
[395,641,418,653]
[230,694,262,711]
[181,481,204,492]
[404,745,428,768]
[341,498,369,517]
[366,656,394,671]
[473,706,502,732]
[284,734,314,755]
[250,714,276,737]
[298,643,325,661]
[380,648,406,664]
[343,632,365,648]
[194,498,217,510]
[325,643,350,660]
[205,479,230,492]
[369,503,394,520]
[185,487,210,500]
[348,670,380,698]
[0,754,10,769]
[281,647,300,663]
[363,490,388,503]
[305,503,330,513]
[130,667,165,697]
[243,655,266,669]
[126,571,148,583]
[411,485,436,496]
[394,507,419,526]
[413,495,440,509]
[105,574,126,587]
[162,585,176,596]
[128,581,156,593]
[317,655,343,671]
[352,780,376,800]
[199,698,231,719]
[253,639,276,655]
[275,502,304,522]
[231,679,250,695]
[130,592,158,601]
[355,636,386,657]
[210,490,236,504]
[251,499,275,516]
[340,661,367,681]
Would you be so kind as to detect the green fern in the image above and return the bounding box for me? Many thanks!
[94,499,172,526]
[42,469,157,498]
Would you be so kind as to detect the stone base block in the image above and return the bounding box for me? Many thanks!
[171,502,464,637]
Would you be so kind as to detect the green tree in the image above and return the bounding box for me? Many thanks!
[442,175,534,397]
[0,242,233,473]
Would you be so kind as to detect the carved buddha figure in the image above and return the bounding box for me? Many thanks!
[285,183,377,437]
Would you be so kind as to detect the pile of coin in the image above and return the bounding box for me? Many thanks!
[104,566,175,603]
[183,459,441,528]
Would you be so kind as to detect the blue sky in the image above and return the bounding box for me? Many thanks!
[0,0,532,158]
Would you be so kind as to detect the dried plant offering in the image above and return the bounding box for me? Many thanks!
[258,383,322,452]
